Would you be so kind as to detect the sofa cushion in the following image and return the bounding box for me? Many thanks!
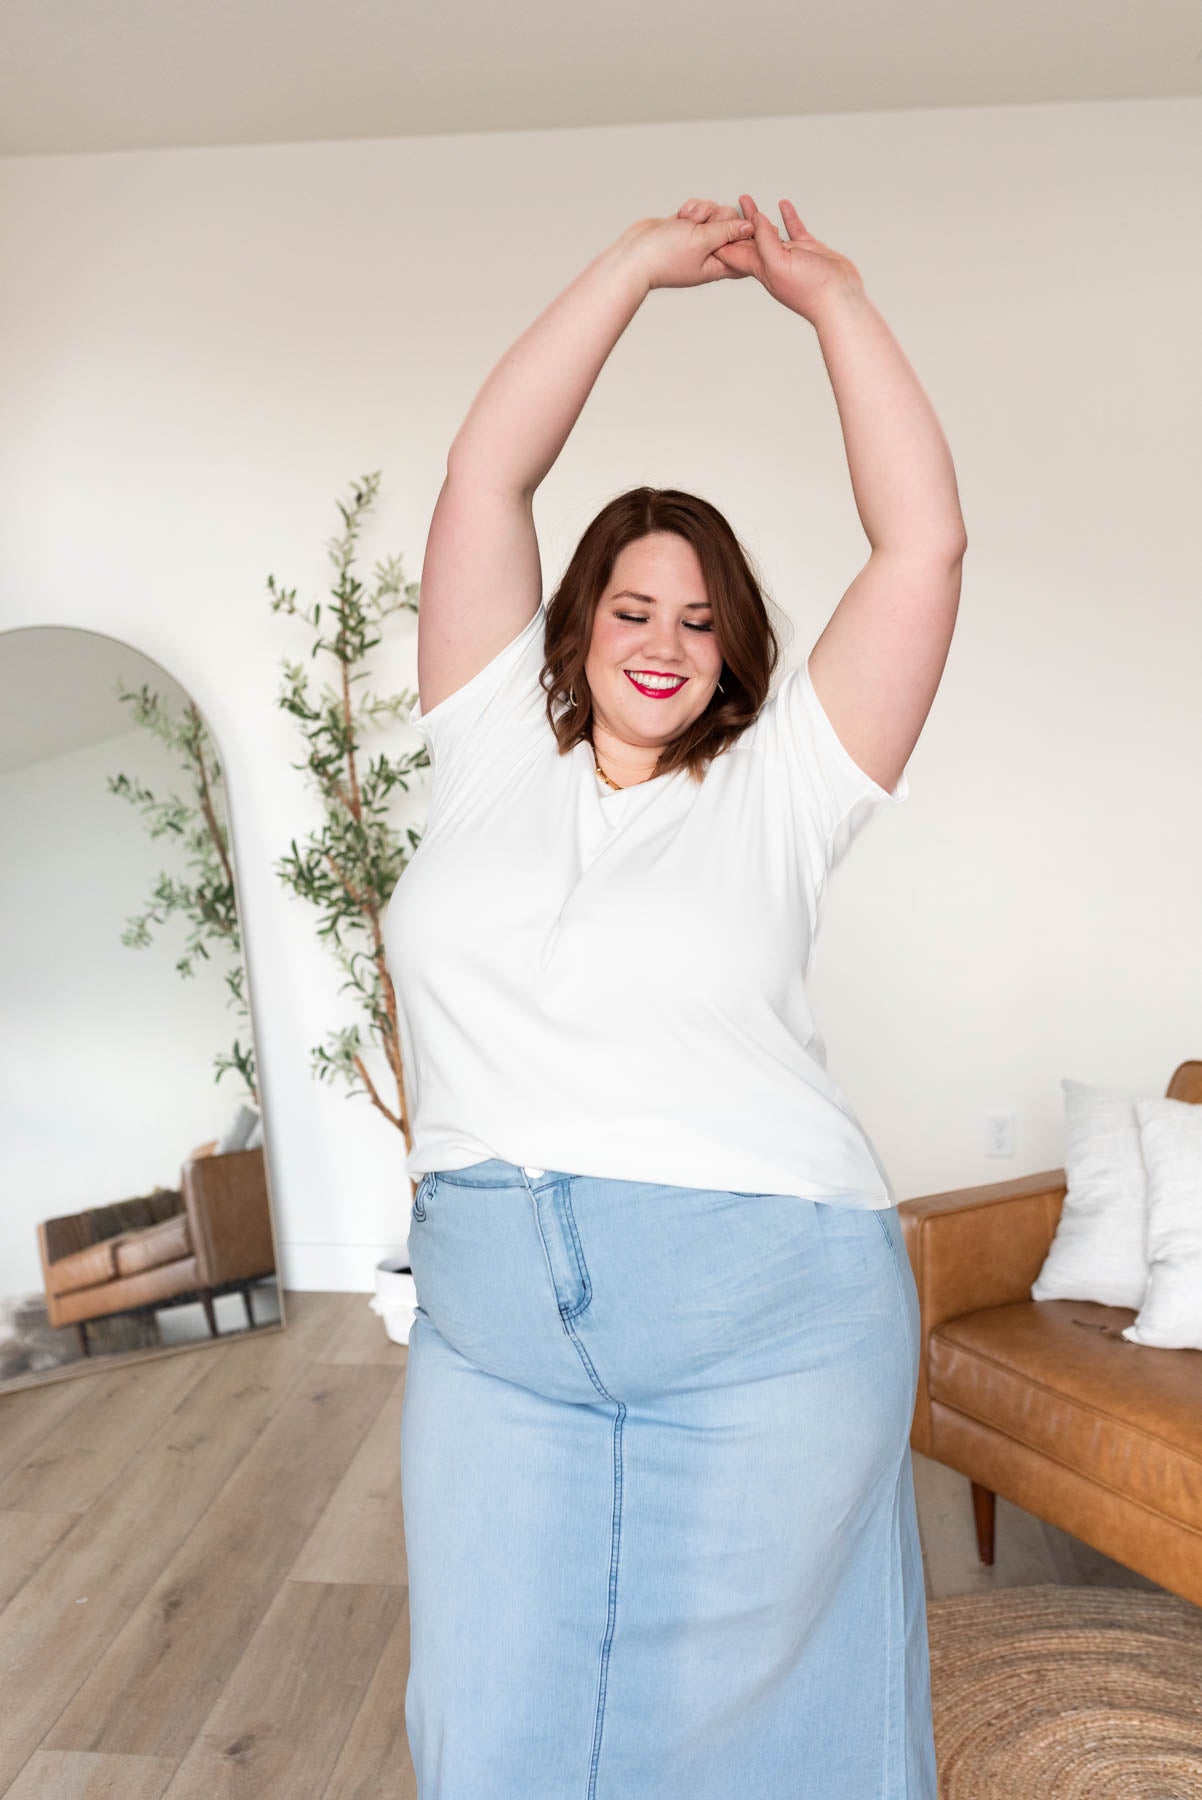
[1031,1078,1149,1309]
[929,1298,1202,1532]
[1124,1095,1202,1349]
[112,1212,192,1277]
[48,1238,119,1295]
[216,1103,259,1154]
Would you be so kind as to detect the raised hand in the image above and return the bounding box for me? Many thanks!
[617,203,757,291]
[699,193,865,324]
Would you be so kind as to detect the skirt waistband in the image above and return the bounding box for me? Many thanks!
[424,1158,566,1192]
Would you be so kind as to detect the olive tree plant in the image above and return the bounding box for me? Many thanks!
[268,471,428,1162]
[108,688,257,1104]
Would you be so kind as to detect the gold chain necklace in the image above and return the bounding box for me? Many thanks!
[594,757,625,791]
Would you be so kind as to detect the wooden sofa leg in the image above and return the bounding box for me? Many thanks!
[76,1321,91,1357]
[971,1481,996,1565]
[200,1290,219,1337]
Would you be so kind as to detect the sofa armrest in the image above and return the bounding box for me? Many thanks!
[181,1146,277,1287]
[898,1169,1067,1455]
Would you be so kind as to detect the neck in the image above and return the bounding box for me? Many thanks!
[591,724,661,788]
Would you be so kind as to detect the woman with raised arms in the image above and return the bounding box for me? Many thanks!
[384,191,966,1798]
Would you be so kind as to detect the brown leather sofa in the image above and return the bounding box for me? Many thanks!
[899,1060,1202,1609]
[37,1144,278,1355]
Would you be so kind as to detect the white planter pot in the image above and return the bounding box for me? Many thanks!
[370,1256,418,1345]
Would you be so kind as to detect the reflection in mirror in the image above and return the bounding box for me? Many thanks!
[0,627,284,1393]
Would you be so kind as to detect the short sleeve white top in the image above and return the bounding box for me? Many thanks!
[382,604,910,1207]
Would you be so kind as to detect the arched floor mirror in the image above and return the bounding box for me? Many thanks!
[0,626,285,1393]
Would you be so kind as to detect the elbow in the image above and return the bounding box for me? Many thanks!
[942,525,969,564]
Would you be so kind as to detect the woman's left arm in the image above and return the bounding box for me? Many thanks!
[808,280,967,794]
[714,195,968,795]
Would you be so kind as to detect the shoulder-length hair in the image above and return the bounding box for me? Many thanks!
[540,487,784,785]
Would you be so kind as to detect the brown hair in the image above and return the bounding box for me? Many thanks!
[540,487,784,785]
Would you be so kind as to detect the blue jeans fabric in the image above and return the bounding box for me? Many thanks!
[401,1159,938,1799]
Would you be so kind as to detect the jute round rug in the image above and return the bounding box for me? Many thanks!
[927,1584,1202,1798]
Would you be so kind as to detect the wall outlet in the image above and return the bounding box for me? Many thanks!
[986,1112,1017,1157]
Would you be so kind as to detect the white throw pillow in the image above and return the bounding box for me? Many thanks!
[1030,1078,1150,1309]
[216,1103,259,1155]
[1121,1097,1202,1349]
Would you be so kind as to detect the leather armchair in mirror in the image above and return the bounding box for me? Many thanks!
[0,626,286,1392]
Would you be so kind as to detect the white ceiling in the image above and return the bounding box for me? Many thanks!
[2,0,1200,158]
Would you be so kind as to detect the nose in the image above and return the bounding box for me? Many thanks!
[642,629,692,668]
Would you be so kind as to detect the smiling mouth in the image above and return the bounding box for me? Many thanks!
[624,670,688,698]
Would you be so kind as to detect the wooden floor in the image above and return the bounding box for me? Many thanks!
[0,1288,1169,1799]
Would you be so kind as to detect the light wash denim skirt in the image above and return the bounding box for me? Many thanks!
[400,1158,937,1799]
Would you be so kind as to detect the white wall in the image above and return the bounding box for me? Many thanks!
[0,725,259,1296]
[2,98,1199,1290]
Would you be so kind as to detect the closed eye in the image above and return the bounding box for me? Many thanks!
[616,610,714,633]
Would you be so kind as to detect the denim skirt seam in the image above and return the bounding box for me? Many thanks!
[557,1180,594,1321]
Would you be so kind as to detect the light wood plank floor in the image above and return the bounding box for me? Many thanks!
[0,1289,1170,1799]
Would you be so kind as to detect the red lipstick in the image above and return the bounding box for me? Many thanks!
[624,670,688,699]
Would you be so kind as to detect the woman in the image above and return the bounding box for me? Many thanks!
[383,192,966,1799]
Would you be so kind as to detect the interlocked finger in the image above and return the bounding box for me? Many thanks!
[676,196,743,225]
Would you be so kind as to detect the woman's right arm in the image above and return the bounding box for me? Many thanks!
[416,229,654,716]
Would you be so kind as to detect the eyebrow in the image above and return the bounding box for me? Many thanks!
[611,590,713,610]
